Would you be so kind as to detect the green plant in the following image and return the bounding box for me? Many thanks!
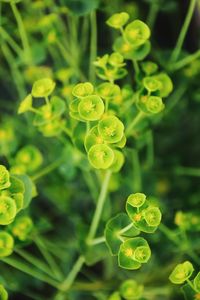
[0,0,200,299]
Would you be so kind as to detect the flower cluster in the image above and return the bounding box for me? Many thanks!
[105,193,162,270]
[18,78,66,137]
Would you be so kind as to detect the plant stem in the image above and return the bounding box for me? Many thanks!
[89,11,97,83]
[88,236,106,246]
[125,111,145,136]
[31,158,64,181]
[118,223,133,235]
[87,170,112,242]
[132,149,142,191]
[146,130,154,169]
[56,256,85,296]
[34,236,63,281]
[170,0,197,63]
[174,166,200,177]
[171,49,200,71]
[10,1,32,63]
[132,60,139,75]
[14,248,53,278]
[0,26,22,55]
[2,257,60,288]
[146,1,159,30]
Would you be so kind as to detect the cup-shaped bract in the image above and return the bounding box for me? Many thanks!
[133,245,151,263]
[0,284,8,300]
[114,134,127,149]
[88,144,114,169]
[109,52,125,67]
[32,78,55,98]
[0,165,10,190]
[113,37,150,61]
[127,193,146,208]
[78,95,104,121]
[143,76,161,92]
[98,116,124,144]
[15,145,43,173]
[0,196,17,225]
[141,61,158,75]
[119,279,144,300]
[93,54,109,69]
[169,261,194,284]
[110,150,125,173]
[194,272,200,292]
[106,12,129,29]
[118,237,151,270]
[145,96,164,114]
[10,215,33,241]
[18,94,33,114]
[124,20,150,47]
[34,96,66,126]
[0,231,14,257]
[84,126,105,152]
[38,119,63,137]
[153,73,173,97]
[72,82,94,98]
[143,207,162,227]
[96,83,121,100]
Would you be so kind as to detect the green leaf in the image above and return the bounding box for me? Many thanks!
[0,284,8,300]
[181,283,196,300]
[194,272,200,292]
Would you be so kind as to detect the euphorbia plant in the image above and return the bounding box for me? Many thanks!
[0,0,200,299]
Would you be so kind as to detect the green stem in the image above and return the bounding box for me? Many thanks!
[146,1,159,30]
[31,158,64,181]
[171,49,200,71]
[132,149,142,191]
[87,170,112,242]
[10,2,32,63]
[132,60,139,75]
[1,257,60,288]
[0,26,22,55]
[89,11,97,82]
[118,223,133,235]
[87,236,106,246]
[57,255,85,293]
[170,0,197,63]
[14,248,53,278]
[186,279,198,293]
[125,111,145,136]
[146,130,154,169]
[34,236,63,281]
[174,166,200,177]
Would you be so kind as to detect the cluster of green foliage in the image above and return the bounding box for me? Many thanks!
[0,0,200,299]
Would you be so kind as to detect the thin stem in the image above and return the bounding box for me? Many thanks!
[58,255,85,292]
[86,170,112,242]
[0,26,22,55]
[174,166,200,177]
[1,257,60,289]
[89,11,97,82]
[171,49,200,71]
[87,236,106,246]
[170,0,197,63]
[34,236,63,281]
[118,223,133,235]
[60,125,72,138]
[125,111,145,136]
[31,158,64,181]
[14,248,53,278]
[10,2,32,63]
[146,130,154,169]
[132,60,139,75]
[146,1,159,30]
[132,149,142,191]
[186,279,198,293]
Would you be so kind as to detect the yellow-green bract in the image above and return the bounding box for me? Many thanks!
[169,261,194,284]
[0,231,14,257]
